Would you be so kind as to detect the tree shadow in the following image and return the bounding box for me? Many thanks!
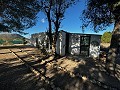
[0,57,52,90]
[29,55,104,90]
[37,55,119,90]
[71,56,120,89]
[51,71,104,90]
[0,47,120,90]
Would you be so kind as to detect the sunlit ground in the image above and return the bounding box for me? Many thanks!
[0,45,119,90]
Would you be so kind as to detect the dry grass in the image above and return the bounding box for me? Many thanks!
[100,43,110,48]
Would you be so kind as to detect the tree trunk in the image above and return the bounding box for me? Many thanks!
[106,20,120,75]
[48,19,52,49]
[47,11,52,50]
[54,30,58,56]
[54,18,59,56]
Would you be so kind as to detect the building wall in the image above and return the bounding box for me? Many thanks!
[68,34,92,56]
[31,32,49,49]
[56,31,66,56]
[56,30,101,58]
[68,34,81,55]
[89,35,101,58]
[68,33,101,57]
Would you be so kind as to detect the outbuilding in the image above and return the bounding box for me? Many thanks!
[56,30,101,58]
[31,32,50,49]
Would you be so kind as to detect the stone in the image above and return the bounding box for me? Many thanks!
[39,88,45,90]
[82,76,88,82]
[56,87,61,90]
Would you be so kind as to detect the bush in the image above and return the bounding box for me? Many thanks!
[101,31,112,43]
[10,40,23,44]
[9,38,23,44]
[0,39,5,44]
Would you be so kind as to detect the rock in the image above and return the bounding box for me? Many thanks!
[82,76,88,82]
[39,88,45,90]
[56,87,61,90]
[41,76,45,80]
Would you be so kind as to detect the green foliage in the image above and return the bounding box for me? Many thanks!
[0,0,40,34]
[0,39,5,44]
[0,38,24,45]
[10,39,23,44]
[82,0,120,32]
[101,32,112,43]
[39,0,77,50]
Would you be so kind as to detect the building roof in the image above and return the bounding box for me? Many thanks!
[59,30,102,36]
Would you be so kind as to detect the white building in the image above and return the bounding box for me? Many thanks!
[56,30,101,58]
[31,32,50,49]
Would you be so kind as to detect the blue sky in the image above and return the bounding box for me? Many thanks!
[23,1,114,38]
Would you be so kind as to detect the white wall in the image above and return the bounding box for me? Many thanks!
[89,35,101,58]
[56,31,101,58]
[69,34,81,55]
[69,34,101,58]
[56,31,66,56]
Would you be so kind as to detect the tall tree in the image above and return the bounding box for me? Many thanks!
[39,0,76,51]
[0,0,40,34]
[82,0,120,75]
[51,0,76,50]
[39,0,53,49]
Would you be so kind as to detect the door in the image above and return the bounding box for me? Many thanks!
[80,36,90,56]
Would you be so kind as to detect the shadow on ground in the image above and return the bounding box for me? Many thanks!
[0,47,120,90]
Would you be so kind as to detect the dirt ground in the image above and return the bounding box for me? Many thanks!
[100,43,110,48]
[0,45,119,90]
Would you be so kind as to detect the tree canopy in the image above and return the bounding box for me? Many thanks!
[51,0,76,32]
[82,0,120,32]
[0,0,40,34]
[39,0,76,49]
[39,0,76,32]
[82,0,120,76]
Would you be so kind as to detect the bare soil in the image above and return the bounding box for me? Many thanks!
[0,45,119,90]
[100,43,110,48]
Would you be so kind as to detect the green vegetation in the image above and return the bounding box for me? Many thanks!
[0,34,27,45]
[82,0,120,32]
[82,0,120,78]
[0,39,5,44]
[10,39,23,44]
[0,38,24,45]
[101,32,112,43]
[1,0,40,34]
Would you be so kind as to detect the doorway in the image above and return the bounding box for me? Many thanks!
[80,36,90,56]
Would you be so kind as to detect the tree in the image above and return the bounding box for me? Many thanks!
[51,0,76,52]
[82,0,120,75]
[101,32,112,43]
[39,0,53,49]
[0,0,40,34]
[23,37,27,45]
[39,0,76,52]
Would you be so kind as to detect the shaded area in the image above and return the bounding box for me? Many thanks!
[0,58,40,90]
[0,45,34,49]
[0,47,51,90]
[0,46,120,90]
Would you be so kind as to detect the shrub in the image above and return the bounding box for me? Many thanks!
[101,31,112,43]
[0,39,5,44]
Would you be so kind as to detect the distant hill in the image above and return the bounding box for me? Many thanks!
[0,33,25,45]
[0,33,24,41]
